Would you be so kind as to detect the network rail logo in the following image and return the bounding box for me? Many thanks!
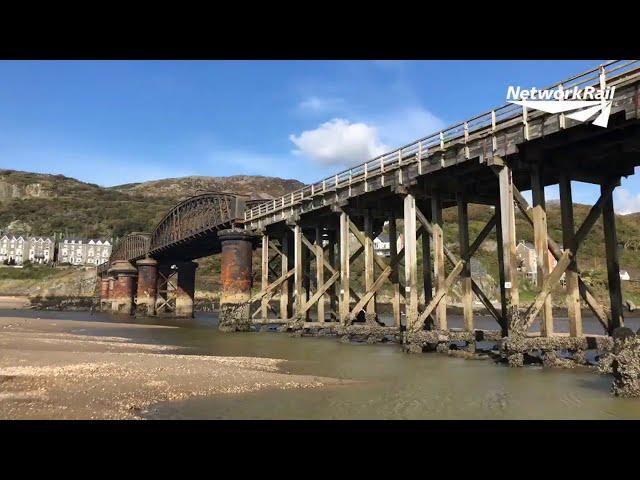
[506,85,616,128]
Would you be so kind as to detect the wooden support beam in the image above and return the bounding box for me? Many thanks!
[247,268,295,305]
[431,190,447,329]
[303,231,311,321]
[350,237,407,322]
[299,271,340,316]
[296,230,337,275]
[472,281,505,330]
[364,209,376,320]
[421,201,433,310]
[457,192,473,331]
[339,210,350,324]
[261,234,269,320]
[404,192,419,329]
[268,240,284,258]
[315,225,325,322]
[413,261,465,331]
[513,185,610,331]
[559,176,582,337]
[327,231,338,320]
[602,180,624,332]
[415,204,495,330]
[294,224,303,315]
[389,210,401,328]
[521,252,572,331]
[280,232,291,319]
[497,163,518,333]
[495,204,508,336]
[531,164,553,336]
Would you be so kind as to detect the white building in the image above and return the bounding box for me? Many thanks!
[620,270,631,281]
[58,237,111,266]
[0,235,55,265]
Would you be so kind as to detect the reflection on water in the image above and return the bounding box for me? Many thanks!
[3,309,640,419]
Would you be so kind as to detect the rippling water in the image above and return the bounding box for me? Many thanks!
[3,308,640,419]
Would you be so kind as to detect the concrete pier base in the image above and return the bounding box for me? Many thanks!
[218,229,257,332]
[109,260,138,315]
[135,258,158,316]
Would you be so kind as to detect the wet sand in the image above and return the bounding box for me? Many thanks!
[0,315,351,419]
[0,296,30,309]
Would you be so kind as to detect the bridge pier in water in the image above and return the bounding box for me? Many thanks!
[135,258,158,316]
[175,260,198,318]
[108,260,138,315]
[218,229,258,332]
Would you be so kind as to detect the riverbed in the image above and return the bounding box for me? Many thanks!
[1,309,640,419]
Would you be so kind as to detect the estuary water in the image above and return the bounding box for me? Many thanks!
[2,309,640,419]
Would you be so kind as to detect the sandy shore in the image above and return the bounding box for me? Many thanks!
[0,296,31,309]
[0,315,351,419]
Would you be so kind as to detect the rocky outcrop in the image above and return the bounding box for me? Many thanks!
[607,327,640,397]
[0,180,47,200]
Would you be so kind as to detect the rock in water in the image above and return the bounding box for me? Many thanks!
[626,300,636,312]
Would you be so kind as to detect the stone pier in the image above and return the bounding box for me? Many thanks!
[100,276,111,311]
[175,260,197,318]
[218,229,257,332]
[109,260,138,315]
[136,258,158,316]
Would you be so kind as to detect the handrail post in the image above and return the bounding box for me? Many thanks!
[558,83,566,129]
[464,121,469,159]
[491,110,497,152]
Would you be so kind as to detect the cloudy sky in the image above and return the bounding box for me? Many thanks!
[1,60,638,212]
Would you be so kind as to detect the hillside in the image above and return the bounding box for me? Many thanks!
[111,175,305,203]
[0,170,304,238]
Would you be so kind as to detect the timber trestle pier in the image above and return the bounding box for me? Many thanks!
[96,60,640,396]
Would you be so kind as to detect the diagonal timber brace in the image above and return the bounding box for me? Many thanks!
[413,206,505,330]
[348,242,407,324]
[512,183,614,331]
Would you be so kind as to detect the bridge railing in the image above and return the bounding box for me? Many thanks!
[245,59,640,222]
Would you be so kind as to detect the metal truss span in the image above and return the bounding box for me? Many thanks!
[149,192,243,256]
[110,233,151,263]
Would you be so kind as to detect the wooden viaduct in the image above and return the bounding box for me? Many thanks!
[97,60,640,370]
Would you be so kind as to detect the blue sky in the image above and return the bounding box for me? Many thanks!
[1,60,638,212]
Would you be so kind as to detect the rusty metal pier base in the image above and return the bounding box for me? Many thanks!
[218,229,257,332]
[135,258,159,316]
[108,260,138,315]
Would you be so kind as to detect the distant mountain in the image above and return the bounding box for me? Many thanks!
[0,170,304,238]
[111,175,305,203]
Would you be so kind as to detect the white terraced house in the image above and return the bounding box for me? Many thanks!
[57,237,112,267]
[0,235,55,265]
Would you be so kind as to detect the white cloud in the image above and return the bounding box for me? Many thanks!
[615,188,640,214]
[288,105,445,167]
[298,96,344,114]
[375,107,446,147]
[289,118,388,166]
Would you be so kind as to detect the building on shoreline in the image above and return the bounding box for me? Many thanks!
[57,237,112,267]
[0,235,55,265]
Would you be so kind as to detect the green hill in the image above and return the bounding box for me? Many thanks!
[0,170,303,239]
